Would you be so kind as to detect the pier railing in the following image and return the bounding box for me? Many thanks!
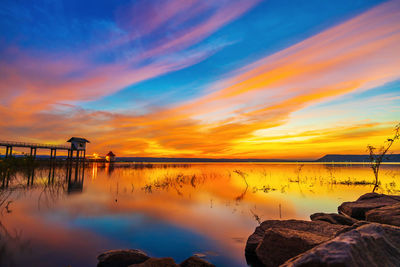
[0,140,69,150]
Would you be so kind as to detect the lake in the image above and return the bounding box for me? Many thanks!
[1,162,399,266]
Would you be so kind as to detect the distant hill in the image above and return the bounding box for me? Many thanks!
[317,154,400,162]
[115,157,298,163]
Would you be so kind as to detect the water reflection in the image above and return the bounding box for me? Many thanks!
[0,161,87,267]
[67,162,85,194]
[0,162,399,266]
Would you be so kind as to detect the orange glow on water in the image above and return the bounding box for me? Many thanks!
[2,163,399,265]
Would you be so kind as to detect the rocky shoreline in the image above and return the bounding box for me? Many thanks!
[97,193,400,267]
[246,192,400,266]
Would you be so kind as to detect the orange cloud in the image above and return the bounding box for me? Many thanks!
[1,1,400,158]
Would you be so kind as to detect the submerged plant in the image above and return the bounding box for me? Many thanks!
[250,209,262,225]
[233,170,248,202]
[367,123,400,192]
[293,164,304,183]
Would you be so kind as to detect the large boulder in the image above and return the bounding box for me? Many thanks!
[256,227,329,266]
[180,256,215,267]
[365,203,400,227]
[281,223,400,267]
[310,212,358,226]
[245,220,346,266]
[97,249,150,267]
[129,257,178,267]
[338,193,400,220]
[334,221,371,237]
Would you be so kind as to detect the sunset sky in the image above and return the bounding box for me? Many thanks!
[1,0,399,159]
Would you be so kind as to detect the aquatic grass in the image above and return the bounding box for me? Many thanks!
[250,209,262,224]
[115,162,191,169]
[335,179,376,186]
[253,185,277,193]
[233,170,249,202]
[141,173,204,195]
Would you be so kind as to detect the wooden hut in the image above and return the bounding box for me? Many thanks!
[67,137,90,159]
[106,151,116,162]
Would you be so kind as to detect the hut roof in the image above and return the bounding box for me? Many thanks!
[67,137,90,143]
[106,151,115,157]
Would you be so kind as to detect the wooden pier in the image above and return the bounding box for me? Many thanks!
[0,137,89,160]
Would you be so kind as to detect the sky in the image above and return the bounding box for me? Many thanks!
[0,0,399,159]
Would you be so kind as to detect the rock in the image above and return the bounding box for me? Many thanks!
[281,223,400,267]
[193,253,207,258]
[245,220,346,266]
[255,227,329,266]
[245,220,345,256]
[365,203,400,226]
[310,212,358,226]
[97,249,149,267]
[334,221,371,236]
[338,193,400,220]
[130,257,178,267]
[97,250,215,267]
[180,256,215,267]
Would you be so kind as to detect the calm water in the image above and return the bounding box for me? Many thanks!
[1,162,399,267]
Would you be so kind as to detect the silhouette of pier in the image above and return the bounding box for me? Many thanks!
[0,137,89,160]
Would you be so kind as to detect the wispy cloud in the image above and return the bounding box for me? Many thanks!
[0,0,260,109]
[1,0,399,158]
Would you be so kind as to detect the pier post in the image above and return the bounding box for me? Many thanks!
[54,149,57,160]
[5,146,9,158]
[33,148,37,159]
[9,146,12,157]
